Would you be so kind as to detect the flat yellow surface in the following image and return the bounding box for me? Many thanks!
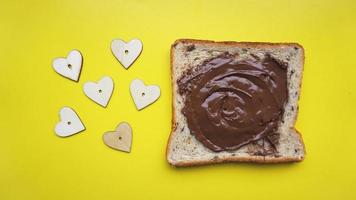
[1,0,356,199]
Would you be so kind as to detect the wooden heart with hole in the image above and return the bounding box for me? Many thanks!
[83,76,114,107]
[130,79,160,110]
[55,107,85,137]
[52,50,83,81]
[103,122,132,152]
[111,39,143,69]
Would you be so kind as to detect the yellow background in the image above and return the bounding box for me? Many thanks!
[1,0,356,199]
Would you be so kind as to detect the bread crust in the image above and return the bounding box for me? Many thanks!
[166,39,305,167]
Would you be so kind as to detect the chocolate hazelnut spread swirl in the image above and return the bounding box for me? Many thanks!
[177,53,288,152]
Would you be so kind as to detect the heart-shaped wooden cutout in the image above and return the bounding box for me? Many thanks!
[103,122,132,152]
[83,76,114,107]
[52,50,83,81]
[55,107,85,137]
[111,39,143,69]
[130,79,160,110]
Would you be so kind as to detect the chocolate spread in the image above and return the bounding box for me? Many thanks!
[177,53,288,152]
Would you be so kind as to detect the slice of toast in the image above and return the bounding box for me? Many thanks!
[166,39,305,167]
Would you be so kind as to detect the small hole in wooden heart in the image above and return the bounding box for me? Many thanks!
[125,49,129,54]
[141,92,145,96]
[67,64,72,69]
[119,136,122,140]
[98,89,102,93]
[67,121,71,125]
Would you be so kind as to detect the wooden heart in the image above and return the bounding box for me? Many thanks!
[55,107,85,137]
[52,50,83,81]
[103,122,132,152]
[130,79,160,110]
[111,39,143,69]
[83,76,114,107]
